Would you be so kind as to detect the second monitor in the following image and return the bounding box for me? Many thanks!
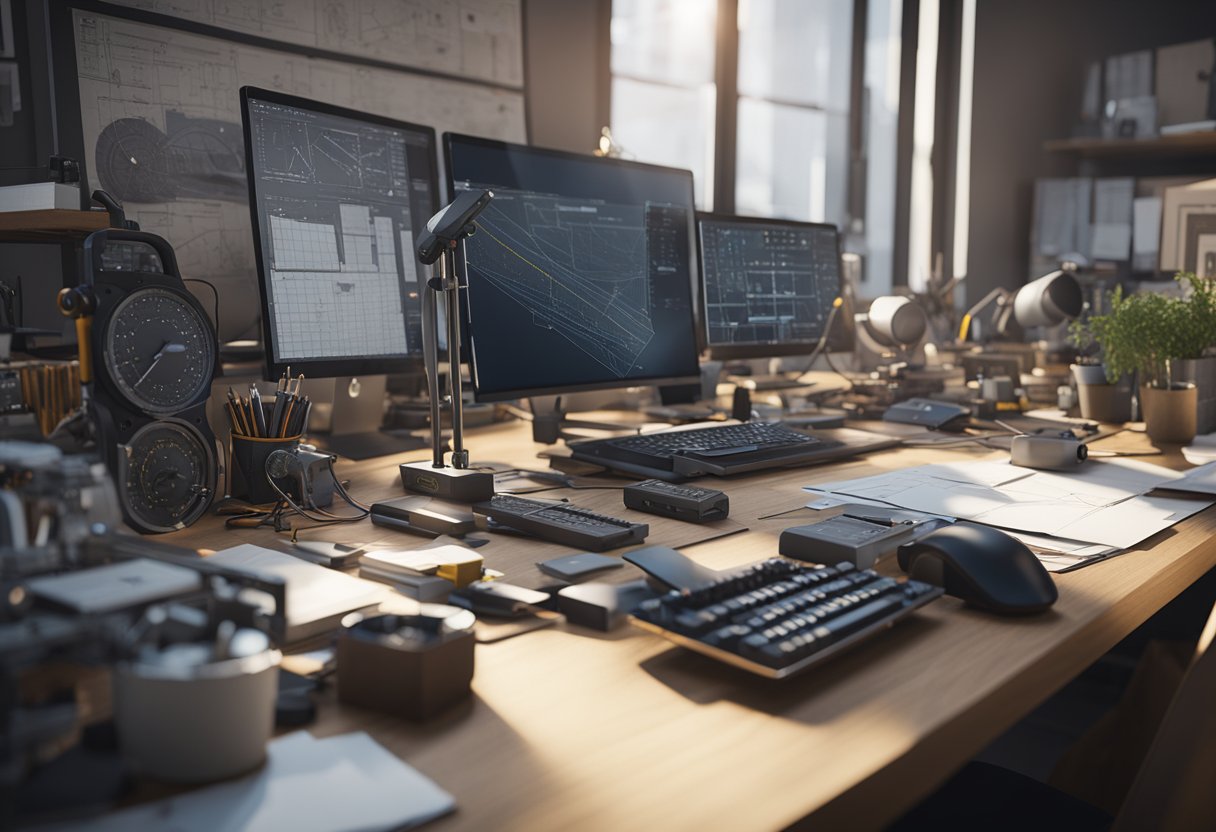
[444,134,702,402]
[697,213,842,361]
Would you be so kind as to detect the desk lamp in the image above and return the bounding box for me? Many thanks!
[855,295,930,368]
[400,190,496,502]
[958,263,1083,342]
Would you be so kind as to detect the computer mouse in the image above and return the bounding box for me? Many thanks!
[896,522,1058,615]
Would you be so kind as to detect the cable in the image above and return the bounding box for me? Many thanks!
[183,278,221,332]
[795,298,844,377]
[822,349,854,387]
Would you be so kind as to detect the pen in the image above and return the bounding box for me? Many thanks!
[843,513,916,527]
[250,385,267,437]
[280,397,296,437]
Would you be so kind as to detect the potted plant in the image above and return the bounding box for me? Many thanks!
[1067,321,1133,423]
[1083,274,1214,443]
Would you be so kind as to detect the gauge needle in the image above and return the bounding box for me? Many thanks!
[134,342,187,387]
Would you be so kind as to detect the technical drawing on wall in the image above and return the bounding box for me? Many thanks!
[73,10,526,340]
[105,0,524,88]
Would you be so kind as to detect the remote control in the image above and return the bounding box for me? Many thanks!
[623,479,729,523]
[474,495,649,551]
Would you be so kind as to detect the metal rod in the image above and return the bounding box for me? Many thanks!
[443,248,468,468]
[421,268,445,468]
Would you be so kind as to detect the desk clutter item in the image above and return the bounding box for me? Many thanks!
[336,612,474,720]
[113,627,281,784]
[1009,431,1088,470]
[780,515,918,569]
[209,545,389,645]
[58,228,218,533]
[558,579,657,632]
[55,731,455,832]
[359,544,484,589]
[371,496,478,538]
[474,494,649,551]
[623,479,729,523]
[883,398,970,429]
[631,559,942,679]
[11,361,81,436]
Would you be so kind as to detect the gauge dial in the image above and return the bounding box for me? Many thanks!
[119,421,215,533]
[104,287,215,414]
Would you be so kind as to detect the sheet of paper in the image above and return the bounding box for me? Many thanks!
[802,459,1209,550]
[51,731,455,832]
[1152,461,1216,495]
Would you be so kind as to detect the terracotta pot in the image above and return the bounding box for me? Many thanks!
[1140,383,1198,444]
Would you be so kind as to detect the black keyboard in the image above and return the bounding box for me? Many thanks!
[570,421,844,480]
[630,558,942,678]
[475,495,649,551]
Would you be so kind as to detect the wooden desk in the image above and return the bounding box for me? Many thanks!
[166,421,1216,831]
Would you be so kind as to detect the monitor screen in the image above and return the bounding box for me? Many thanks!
[241,87,438,378]
[444,134,702,402]
[697,213,842,360]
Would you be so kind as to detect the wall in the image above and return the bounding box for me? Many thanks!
[965,0,1216,306]
[523,0,608,153]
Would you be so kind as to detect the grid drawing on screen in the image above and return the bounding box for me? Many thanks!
[700,219,840,349]
[245,95,434,365]
[446,137,701,400]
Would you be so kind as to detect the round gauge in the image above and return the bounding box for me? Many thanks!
[104,287,215,414]
[119,420,215,533]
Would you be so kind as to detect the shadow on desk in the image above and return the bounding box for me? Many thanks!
[637,614,949,720]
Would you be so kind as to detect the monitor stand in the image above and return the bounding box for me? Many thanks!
[312,375,427,460]
[526,396,649,445]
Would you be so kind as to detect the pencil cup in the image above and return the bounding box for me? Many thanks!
[229,435,301,504]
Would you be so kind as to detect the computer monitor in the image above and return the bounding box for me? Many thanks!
[240,87,438,457]
[696,213,842,360]
[443,134,702,403]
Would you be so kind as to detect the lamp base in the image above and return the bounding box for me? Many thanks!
[400,461,495,502]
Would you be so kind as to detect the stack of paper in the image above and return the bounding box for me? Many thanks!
[52,731,455,831]
[805,459,1214,572]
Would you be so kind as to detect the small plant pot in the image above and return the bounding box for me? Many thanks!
[1071,365,1133,422]
[1140,383,1198,444]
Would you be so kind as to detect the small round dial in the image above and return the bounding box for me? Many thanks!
[120,421,215,533]
[104,287,215,414]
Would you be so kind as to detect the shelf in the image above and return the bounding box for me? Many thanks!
[1043,131,1216,157]
[0,209,111,241]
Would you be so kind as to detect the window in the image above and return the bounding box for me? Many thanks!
[735,0,852,225]
[610,0,718,208]
[610,0,903,295]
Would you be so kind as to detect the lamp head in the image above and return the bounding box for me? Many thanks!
[865,295,928,348]
[1012,268,1083,328]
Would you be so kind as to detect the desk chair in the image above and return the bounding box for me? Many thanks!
[890,601,1216,832]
